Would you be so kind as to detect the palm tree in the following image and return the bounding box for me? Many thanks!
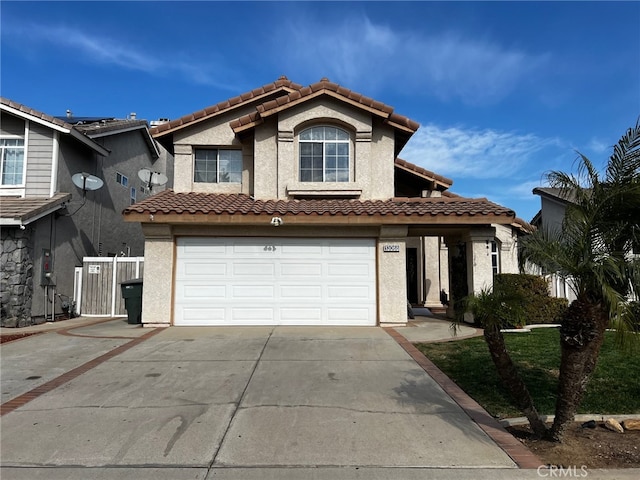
[520,119,640,441]
[465,288,549,439]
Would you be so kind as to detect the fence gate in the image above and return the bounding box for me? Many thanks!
[77,257,144,316]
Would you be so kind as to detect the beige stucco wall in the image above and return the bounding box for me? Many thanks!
[170,96,397,201]
[140,224,173,327]
[172,105,256,195]
[377,226,408,325]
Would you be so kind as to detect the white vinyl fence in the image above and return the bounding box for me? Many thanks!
[74,257,144,317]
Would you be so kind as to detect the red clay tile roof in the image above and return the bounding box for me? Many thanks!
[150,76,304,137]
[394,158,453,188]
[150,76,419,140]
[123,190,514,222]
[231,77,419,134]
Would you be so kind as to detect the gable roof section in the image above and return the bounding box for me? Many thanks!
[394,158,453,190]
[533,187,579,205]
[231,78,419,135]
[0,98,110,156]
[0,193,72,226]
[150,76,419,154]
[75,119,160,159]
[150,76,304,138]
[123,190,515,226]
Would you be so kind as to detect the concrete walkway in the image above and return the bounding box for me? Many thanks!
[1,318,637,479]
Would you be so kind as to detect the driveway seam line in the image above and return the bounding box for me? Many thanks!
[0,328,163,417]
[208,327,275,469]
[384,327,543,470]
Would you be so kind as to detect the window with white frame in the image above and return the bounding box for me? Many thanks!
[491,240,500,276]
[194,149,242,183]
[116,172,128,187]
[1,138,25,186]
[299,126,350,182]
[130,187,136,205]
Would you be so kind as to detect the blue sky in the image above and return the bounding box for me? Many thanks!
[2,1,639,221]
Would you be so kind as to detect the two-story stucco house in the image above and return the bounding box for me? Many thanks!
[124,77,527,327]
[0,98,172,326]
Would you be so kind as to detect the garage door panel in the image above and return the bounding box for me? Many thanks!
[280,263,322,277]
[233,285,274,298]
[175,237,376,326]
[183,308,226,321]
[327,307,372,324]
[279,285,323,299]
[182,285,227,299]
[280,308,322,321]
[232,308,275,322]
[183,262,227,276]
[233,263,275,277]
[327,285,372,300]
[327,263,372,277]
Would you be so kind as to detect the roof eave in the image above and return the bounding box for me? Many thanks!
[151,85,300,139]
[123,212,514,226]
[0,193,72,226]
[1,102,109,156]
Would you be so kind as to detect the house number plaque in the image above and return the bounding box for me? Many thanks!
[382,245,400,253]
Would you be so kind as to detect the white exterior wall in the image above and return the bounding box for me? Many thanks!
[495,224,519,274]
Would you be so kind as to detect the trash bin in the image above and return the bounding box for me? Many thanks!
[120,278,143,325]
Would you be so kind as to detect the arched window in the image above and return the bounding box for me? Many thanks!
[299,126,349,182]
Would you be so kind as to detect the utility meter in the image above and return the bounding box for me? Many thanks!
[41,248,53,285]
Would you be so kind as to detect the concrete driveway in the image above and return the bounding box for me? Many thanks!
[0,318,579,479]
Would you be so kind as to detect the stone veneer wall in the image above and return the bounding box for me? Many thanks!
[1,227,36,327]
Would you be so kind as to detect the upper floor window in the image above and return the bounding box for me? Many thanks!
[130,187,136,205]
[116,172,128,187]
[299,126,349,182]
[1,138,25,186]
[194,149,242,183]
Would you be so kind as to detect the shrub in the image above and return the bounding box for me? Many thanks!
[494,273,568,325]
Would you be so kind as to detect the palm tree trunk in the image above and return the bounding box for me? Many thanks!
[549,297,608,441]
[483,325,549,438]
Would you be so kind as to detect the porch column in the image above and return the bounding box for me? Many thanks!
[140,224,173,327]
[422,236,441,307]
[466,228,496,295]
[443,236,464,318]
[378,226,408,326]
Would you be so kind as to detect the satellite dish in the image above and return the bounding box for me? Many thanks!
[72,172,104,192]
[138,168,168,191]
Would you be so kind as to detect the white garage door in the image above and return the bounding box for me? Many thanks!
[174,237,377,326]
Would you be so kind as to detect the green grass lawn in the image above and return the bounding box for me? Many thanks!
[416,328,640,419]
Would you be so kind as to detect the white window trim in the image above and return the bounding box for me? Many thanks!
[0,120,28,197]
[299,126,351,183]
[116,171,129,187]
[193,148,242,184]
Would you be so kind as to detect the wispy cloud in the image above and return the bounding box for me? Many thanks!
[5,22,237,90]
[279,15,549,104]
[400,123,561,179]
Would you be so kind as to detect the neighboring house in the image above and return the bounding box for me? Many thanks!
[531,186,639,303]
[0,98,172,326]
[530,187,578,302]
[124,76,528,327]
